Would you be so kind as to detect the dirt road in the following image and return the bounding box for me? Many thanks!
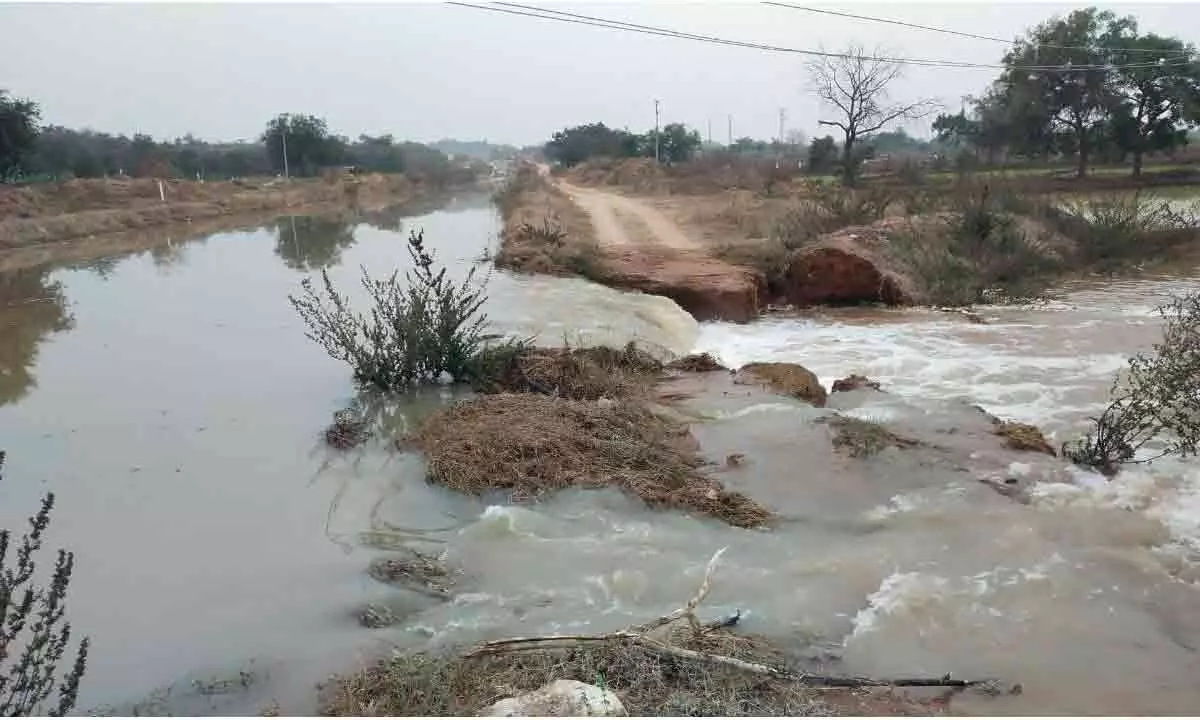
[557,181,700,253]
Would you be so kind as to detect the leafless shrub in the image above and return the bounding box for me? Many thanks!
[1063,292,1200,475]
[0,451,90,717]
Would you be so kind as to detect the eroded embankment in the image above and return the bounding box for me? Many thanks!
[560,158,1200,308]
[0,173,477,266]
[494,165,765,322]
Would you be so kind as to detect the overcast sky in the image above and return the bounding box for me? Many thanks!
[3,2,1196,146]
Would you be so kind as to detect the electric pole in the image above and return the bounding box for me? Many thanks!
[707,119,712,146]
[776,108,786,169]
[654,99,661,164]
[281,125,290,180]
[727,114,732,146]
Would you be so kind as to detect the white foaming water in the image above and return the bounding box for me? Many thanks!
[486,274,699,360]
[696,274,1200,571]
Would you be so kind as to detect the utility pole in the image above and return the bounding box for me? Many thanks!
[727,114,732,146]
[281,126,290,180]
[776,107,786,169]
[654,99,661,164]
[707,119,712,146]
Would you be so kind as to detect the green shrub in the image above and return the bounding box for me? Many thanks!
[1063,292,1200,475]
[291,229,521,391]
[0,451,90,717]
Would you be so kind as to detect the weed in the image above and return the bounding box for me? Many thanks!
[0,451,90,717]
[1059,192,1196,270]
[1063,292,1200,474]
[516,219,568,250]
[291,229,520,391]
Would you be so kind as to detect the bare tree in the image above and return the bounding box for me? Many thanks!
[807,45,940,185]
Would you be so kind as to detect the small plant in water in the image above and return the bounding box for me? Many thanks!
[0,451,90,717]
[290,229,520,391]
[1064,292,1200,475]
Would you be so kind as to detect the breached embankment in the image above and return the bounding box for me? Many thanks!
[493,165,765,322]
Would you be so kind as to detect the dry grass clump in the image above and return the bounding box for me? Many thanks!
[474,343,662,400]
[823,416,921,458]
[409,393,771,528]
[367,549,457,599]
[323,630,828,717]
[322,629,948,717]
[667,352,728,372]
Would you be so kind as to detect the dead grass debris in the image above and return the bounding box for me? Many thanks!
[474,343,662,400]
[408,393,771,528]
[666,352,728,372]
[321,629,949,717]
[367,548,457,599]
[824,416,922,458]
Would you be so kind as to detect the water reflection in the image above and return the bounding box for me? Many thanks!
[0,268,74,405]
[274,214,357,271]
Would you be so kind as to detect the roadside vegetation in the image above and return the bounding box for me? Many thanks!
[492,165,606,281]
[0,452,90,717]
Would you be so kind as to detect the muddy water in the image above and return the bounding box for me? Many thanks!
[4,188,1200,715]
[693,267,1200,714]
[0,194,696,714]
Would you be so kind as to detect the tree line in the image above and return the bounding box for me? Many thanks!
[932,6,1200,177]
[543,122,703,167]
[0,94,476,184]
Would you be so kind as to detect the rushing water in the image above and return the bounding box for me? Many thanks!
[2,191,1200,714]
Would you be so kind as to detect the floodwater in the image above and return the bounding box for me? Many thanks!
[2,190,1200,715]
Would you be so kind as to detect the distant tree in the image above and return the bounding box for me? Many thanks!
[0,90,41,181]
[1105,32,1200,176]
[807,44,939,184]
[655,122,702,163]
[544,123,638,167]
[932,111,976,148]
[805,135,839,175]
[997,8,1132,177]
[261,113,336,177]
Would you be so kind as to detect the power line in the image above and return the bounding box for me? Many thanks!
[762,1,1195,57]
[448,1,1193,71]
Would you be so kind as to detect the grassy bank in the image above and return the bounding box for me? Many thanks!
[492,164,605,279]
[0,172,481,251]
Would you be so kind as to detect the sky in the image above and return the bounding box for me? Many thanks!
[3,2,1197,147]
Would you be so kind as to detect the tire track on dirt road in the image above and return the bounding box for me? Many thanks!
[557,182,700,253]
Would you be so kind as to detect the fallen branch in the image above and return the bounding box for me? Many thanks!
[463,547,1014,694]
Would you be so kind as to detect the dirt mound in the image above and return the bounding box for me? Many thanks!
[600,252,766,322]
[784,223,915,307]
[832,374,882,393]
[992,420,1056,456]
[783,213,1074,307]
[409,393,771,528]
[475,344,662,400]
[733,362,827,407]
